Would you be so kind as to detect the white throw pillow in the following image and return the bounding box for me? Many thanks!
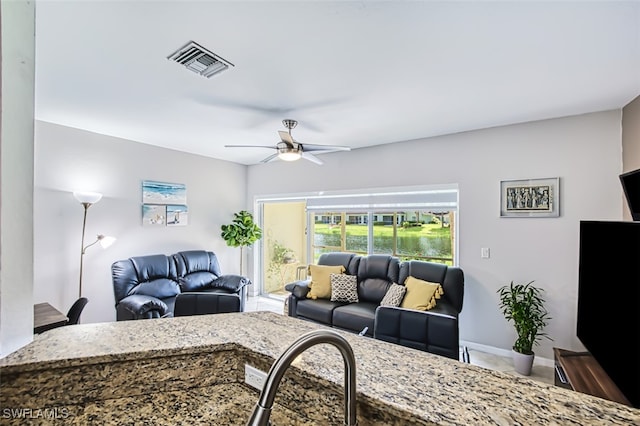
[380,283,407,307]
[330,274,359,303]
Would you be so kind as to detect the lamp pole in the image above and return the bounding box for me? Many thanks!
[74,191,103,299]
[78,202,92,299]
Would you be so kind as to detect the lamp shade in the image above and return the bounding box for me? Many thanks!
[98,235,116,249]
[74,191,103,204]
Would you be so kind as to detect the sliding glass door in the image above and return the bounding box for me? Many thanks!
[259,201,307,298]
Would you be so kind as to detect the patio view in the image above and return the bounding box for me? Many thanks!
[262,204,455,297]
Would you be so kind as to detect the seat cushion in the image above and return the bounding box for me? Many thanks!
[296,298,346,324]
[332,302,378,336]
[132,278,181,299]
[179,271,217,292]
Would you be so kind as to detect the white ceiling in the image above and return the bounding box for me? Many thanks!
[34,1,640,165]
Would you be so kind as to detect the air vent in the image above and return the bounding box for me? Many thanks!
[168,41,234,78]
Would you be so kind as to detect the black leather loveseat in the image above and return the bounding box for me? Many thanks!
[111,250,250,320]
[285,252,464,359]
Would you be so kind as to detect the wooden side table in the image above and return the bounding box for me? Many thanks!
[553,347,631,406]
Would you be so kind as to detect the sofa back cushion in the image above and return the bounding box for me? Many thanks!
[318,252,361,275]
[173,250,222,292]
[357,255,400,303]
[399,260,464,313]
[111,254,180,303]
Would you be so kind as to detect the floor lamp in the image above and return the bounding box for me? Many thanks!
[74,191,115,299]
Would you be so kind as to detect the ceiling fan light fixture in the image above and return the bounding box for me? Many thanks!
[225,119,349,165]
[278,150,302,162]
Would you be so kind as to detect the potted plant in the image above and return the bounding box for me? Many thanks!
[497,280,552,375]
[266,240,297,293]
[220,210,262,276]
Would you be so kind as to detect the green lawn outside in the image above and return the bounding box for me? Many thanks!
[314,223,450,238]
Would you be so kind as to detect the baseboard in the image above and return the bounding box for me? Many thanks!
[460,340,554,368]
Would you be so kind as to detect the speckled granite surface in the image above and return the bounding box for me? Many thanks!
[1,312,639,425]
[0,383,313,426]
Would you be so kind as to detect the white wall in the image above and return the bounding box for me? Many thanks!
[622,95,640,221]
[34,121,247,323]
[0,0,36,357]
[247,111,623,360]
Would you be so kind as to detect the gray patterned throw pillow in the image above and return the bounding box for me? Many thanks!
[330,273,359,303]
[380,283,407,307]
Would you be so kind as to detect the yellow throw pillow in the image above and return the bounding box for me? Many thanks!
[307,264,345,299]
[400,276,444,311]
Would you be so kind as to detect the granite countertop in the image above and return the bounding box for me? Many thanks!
[2,311,639,425]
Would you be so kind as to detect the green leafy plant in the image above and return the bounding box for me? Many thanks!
[266,240,297,290]
[220,210,262,275]
[497,280,552,355]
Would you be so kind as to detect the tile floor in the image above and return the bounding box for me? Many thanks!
[245,295,554,385]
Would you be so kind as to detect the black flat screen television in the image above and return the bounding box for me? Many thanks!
[620,168,640,221]
[577,220,640,408]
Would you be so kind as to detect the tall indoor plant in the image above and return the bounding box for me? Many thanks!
[220,210,262,276]
[497,280,552,375]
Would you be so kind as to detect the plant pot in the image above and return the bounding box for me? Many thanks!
[512,349,534,376]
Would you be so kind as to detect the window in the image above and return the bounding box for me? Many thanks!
[311,209,456,265]
[256,185,459,298]
[306,185,458,265]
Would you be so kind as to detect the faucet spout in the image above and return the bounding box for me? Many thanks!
[246,329,357,426]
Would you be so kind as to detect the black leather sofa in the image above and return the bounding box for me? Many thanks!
[111,250,250,320]
[285,252,464,360]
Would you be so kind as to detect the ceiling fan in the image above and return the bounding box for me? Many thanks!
[225,119,351,165]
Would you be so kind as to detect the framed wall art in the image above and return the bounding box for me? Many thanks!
[142,180,188,226]
[500,177,560,218]
[142,180,186,205]
[166,204,188,226]
[142,204,166,226]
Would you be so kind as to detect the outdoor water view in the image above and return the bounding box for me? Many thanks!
[312,211,454,265]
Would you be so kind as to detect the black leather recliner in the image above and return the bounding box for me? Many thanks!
[285,252,464,360]
[287,252,362,329]
[332,254,400,336]
[112,254,180,320]
[173,250,248,314]
[286,253,401,337]
[374,260,464,360]
[111,250,249,320]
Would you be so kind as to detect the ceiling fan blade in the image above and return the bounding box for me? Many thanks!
[224,145,277,150]
[301,151,323,165]
[278,130,295,146]
[301,144,351,153]
[260,153,280,163]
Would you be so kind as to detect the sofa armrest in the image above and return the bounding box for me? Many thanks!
[284,279,311,299]
[212,274,251,293]
[116,294,169,321]
[374,306,459,360]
